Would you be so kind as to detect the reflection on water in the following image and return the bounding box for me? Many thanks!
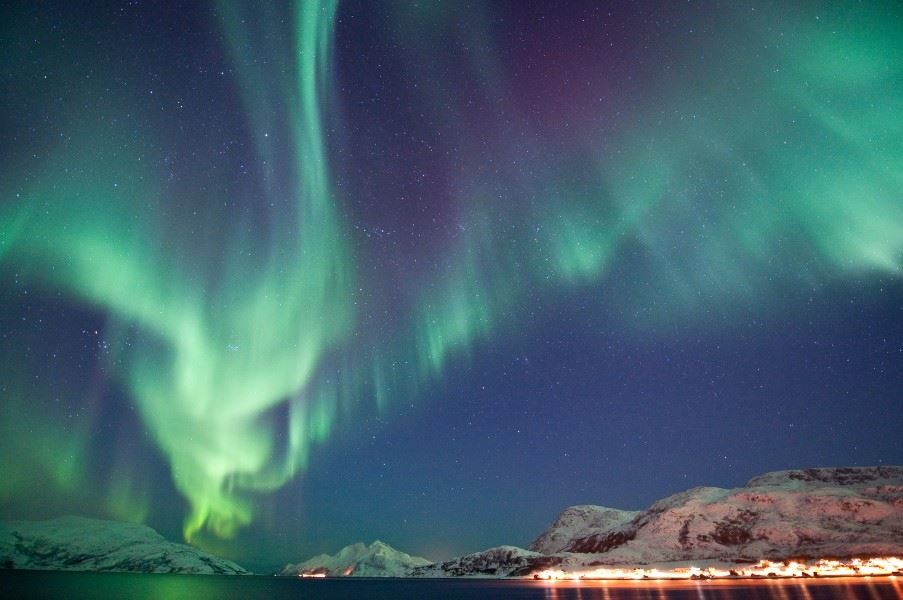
[537,578,901,600]
[0,571,900,599]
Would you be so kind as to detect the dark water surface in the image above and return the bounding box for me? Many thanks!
[1,572,901,599]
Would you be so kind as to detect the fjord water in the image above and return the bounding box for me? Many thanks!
[1,572,901,599]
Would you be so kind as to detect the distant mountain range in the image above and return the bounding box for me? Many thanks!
[282,466,903,577]
[3,466,901,577]
[0,516,247,574]
[277,540,430,577]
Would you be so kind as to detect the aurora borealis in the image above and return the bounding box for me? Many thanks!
[1,0,902,571]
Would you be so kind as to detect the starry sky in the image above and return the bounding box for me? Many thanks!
[1,0,902,572]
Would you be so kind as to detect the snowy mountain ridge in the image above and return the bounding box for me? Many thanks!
[559,465,903,563]
[410,546,542,578]
[528,505,639,555]
[0,516,247,574]
[278,540,431,577]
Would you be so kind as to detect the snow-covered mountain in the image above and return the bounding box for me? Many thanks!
[410,546,542,578]
[556,465,903,564]
[0,516,247,574]
[529,505,639,555]
[278,540,430,577]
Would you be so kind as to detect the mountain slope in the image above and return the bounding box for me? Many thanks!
[279,541,431,577]
[411,546,542,577]
[529,505,639,554]
[551,466,903,563]
[0,516,247,574]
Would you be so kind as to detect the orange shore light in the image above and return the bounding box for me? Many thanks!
[532,557,903,581]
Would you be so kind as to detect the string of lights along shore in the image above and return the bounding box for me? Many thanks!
[1,0,901,572]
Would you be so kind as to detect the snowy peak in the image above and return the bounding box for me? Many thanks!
[279,540,431,577]
[529,505,639,554]
[0,516,247,574]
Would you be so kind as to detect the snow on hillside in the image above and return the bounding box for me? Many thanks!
[548,466,903,564]
[0,516,247,574]
[410,546,542,578]
[529,505,639,554]
[278,540,431,577]
[745,466,903,489]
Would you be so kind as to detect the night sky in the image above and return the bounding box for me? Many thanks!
[1,0,902,573]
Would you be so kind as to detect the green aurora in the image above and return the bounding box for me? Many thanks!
[1,0,901,548]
